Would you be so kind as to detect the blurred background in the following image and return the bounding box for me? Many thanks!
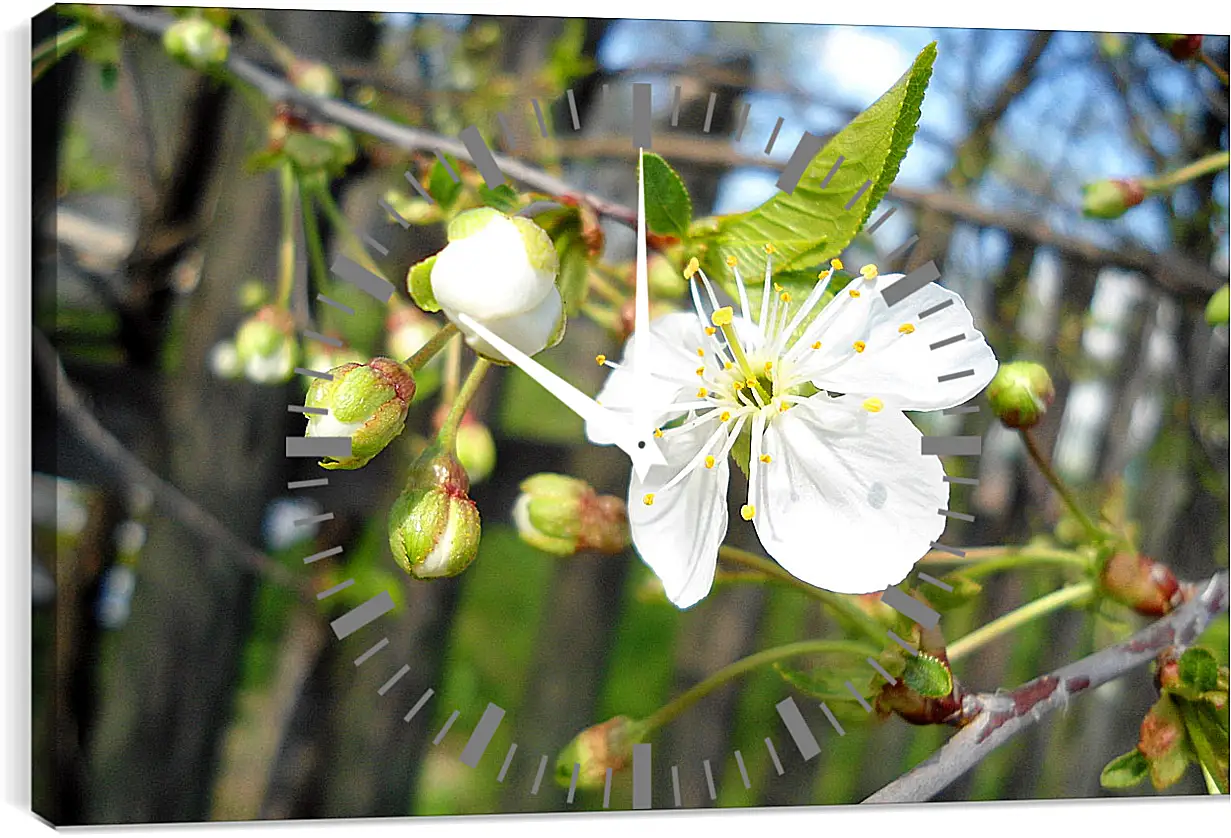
[30,6,1229,824]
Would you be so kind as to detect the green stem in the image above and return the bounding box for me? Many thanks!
[581,301,621,332]
[275,162,297,308]
[32,22,88,67]
[642,639,877,734]
[438,357,490,449]
[405,322,459,372]
[235,10,297,70]
[588,270,626,306]
[443,333,463,402]
[717,545,887,642]
[299,179,329,298]
[1144,151,1230,192]
[946,548,1091,581]
[310,179,389,281]
[1021,429,1104,541]
[946,581,1094,663]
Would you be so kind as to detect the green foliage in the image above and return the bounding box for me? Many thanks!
[542,19,594,90]
[640,152,692,237]
[692,42,937,288]
[918,574,983,612]
[1178,647,1220,695]
[902,653,953,698]
[1099,749,1150,789]
[554,231,591,315]
[477,183,521,213]
[427,157,464,210]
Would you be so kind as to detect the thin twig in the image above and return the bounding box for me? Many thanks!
[864,571,1229,804]
[33,330,314,601]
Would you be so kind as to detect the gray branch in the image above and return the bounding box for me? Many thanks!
[864,571,1229,804]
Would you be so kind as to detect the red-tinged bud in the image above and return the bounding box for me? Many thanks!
[1152,34,1204,61]
[388,444,481,579]
[1138,693,1189,790]
[163,18,230,72]
[554,716,648,790]
[512,474,630,556]
[1099,552,1181,616]
[303,357,416,470]
[289,60,341,98]
[1081,178,1147,220]
[987,361,1055,429]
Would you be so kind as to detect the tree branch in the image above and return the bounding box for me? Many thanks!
[32,329,314,601]
[863,571,1229,804]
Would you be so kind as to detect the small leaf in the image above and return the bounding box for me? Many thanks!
[1099,750,1150,790]
[478,184,521,213]
[407,254,439,312]
[555,232,590,315]
[1178,647,1220,695]
[1178,697,1230,793]
[902,653,952,698]
[427,158,463,210]
[641,152,692,238]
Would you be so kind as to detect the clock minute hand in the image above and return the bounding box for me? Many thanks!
[632,148,653,432]
[453,313,668,480]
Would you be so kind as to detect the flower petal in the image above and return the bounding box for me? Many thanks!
[628,417,731,608]
[444,284,562,363]
[752,396,948,594]
[793,275,997,411]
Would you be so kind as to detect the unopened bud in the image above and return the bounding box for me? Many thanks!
[1151,34,1204,61]
[304,357,416,469]
[987,361,1054,429]
[1099,552,1181,617]
[208,340,242,379]
[163,18,230,71]
[512,474,630,556]
[234,305,298,384]
[289,60,340,98]
[237,279,270,311]
[388,444,481,578]
[455,416,496,484]
[1206,284,1229,327]
[554,716,648,790]
[1082,178,1146,220]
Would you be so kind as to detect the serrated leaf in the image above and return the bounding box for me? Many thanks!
[697,42,937,288]
[1099,749,1149,790]
[408,254,439,312]
[478,183,521,213]
[555,232,590,315]
[903,653,952,698]
[427,158,463,210]
[1178,647,1220,695]
[641,152,692,238]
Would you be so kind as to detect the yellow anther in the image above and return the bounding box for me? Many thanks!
[778,401,790,412]
[898,323,916,335]
[853,340,867,353]
[863,397,884,413]
[704,455,716,469]
[696,367,706,376]
[830,258,844,271]
[780,292,791,302]
[643,493,656,506]
[764,361,774,372]
[705,326,717,336]
[684,257,700,279]
[759,454,772,463]
[595,354,607,365]
[746,379,758,389]
[734,381,745,391]
[697,347,705,357]
[697,387,709,398]
[774,283,783,292]
[860,264,879,280]
[849,289,861,298]
[724,361,734,370]
[726,255,738,267]
[653,428,664,438]
[740,504,756,521]
[711,306,734,326]
[818,269,832,281]
[811,341,822,350]
[719,411,731,421]
[764,243,776,254]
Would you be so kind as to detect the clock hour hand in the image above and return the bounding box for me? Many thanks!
[631,148,654,432]
[453,313,668,480]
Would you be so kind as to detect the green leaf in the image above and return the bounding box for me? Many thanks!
[408,254,439,312]
[427,158,463,210]
[641,152,692,238]
[696,42,937,287]
[772,662,876,702]
[903,653,952,698]
[478,183,521,213]
[1178,697,1230,793]
[1178,647,1221,695]
[1099,750,1150,790]
[555,232,590,315]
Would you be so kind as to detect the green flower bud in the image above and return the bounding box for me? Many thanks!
[289,60,340,98]
[455,417,496,485]
[1081,178,1146,220]
[163,18,230,72]
[512,474,630,556]
[987,361,1055,429]
[1099,552,1181,617]
[554,716,648,791]
[1205,284,1229,327]
[234,305,298,384]
[304,357,416,470]
[237,279,270,311]
[388,445,481,579]
[1151,34,1204,61]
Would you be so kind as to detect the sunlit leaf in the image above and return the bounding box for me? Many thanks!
[478,183,521,213]
[902,653,952,698]
[427,157,463,210]
[1099,749,1149,790]
[1178,647,1220,695]
[641,152,692,238]
[555,231,590,315]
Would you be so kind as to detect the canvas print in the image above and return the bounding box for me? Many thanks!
[30,4,1229,825]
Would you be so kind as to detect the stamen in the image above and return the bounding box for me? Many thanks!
[744,411,767,525]
[705,326,717,336]
[854,341,867,353]
[758,254,774,328]
[697,387,709,398]
[697,347,705,356]
[726,255,738,267]
[696,367,706,376]
[898,323,915,334]
[684,257,700,279]
[643,493,655,506]
[811,341,822,349]
[595,354,607,365]
[830,258,844,271]
[849,289,861,298]
[863,398,884,413]
[704,455,715,469]
[720,411,731,421]
[740,504,756,520]
[759,454,772,463]
[711,307,734,327]
[764,243,776,254]
[860,264,879,280]
[653,428,663,438]
[779,292,791,302]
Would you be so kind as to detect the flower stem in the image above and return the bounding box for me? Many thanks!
[642,639,877,734]
[299,179,330,298]
[1144,151,1230,192]
[1199,53,1230,87]
[309,179,389,281]
[588,270,626,306]
[1020,428,1103,541]
[946,581,1094,663]
[443,333,463,402]
[717,545,887,642]
[275,162,297,308]
[438,357,490,449]
[32,22,88,72]
[941,548,1091,581]
[235,10,297,70]
[405,322,459,372]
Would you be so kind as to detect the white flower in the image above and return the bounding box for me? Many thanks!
[587,257,998,607]
[431,208,563,361]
